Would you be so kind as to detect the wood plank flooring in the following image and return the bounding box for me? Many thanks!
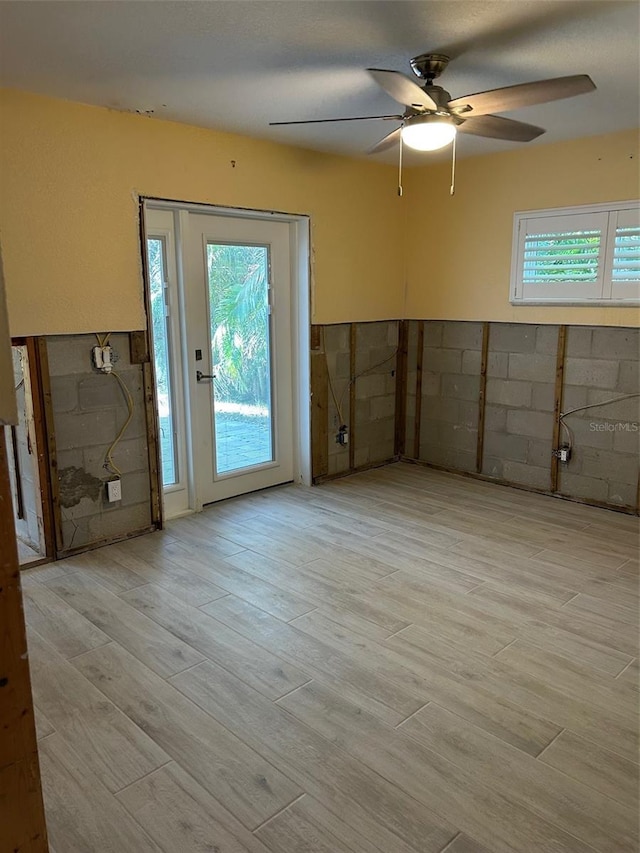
[23,462,639,853]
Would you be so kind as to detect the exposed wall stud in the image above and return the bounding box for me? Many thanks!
[476,322,490,473]
[413,321,425,458]
[394,320,409,458]
[310,341,329,481]
[349,323,357,471]
[36,337,64,555]
[142,360,163,528]
[551,324,567,493]
[26,337,56,562]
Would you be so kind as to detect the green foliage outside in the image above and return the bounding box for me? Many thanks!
[207,244,270,409]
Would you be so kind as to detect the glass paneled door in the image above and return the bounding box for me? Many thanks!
[186,214,294,504]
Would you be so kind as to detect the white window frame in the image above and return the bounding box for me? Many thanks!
[510,200,640,306]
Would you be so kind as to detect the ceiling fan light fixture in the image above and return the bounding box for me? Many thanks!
[401,114,457,151]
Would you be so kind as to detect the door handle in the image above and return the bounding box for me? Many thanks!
[196,370,216,382]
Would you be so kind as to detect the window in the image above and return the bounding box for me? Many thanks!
[510,201,640,305]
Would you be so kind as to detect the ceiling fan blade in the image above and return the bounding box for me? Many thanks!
[367,127,402,154]
[367,68,438,111]
[449,74,596,116]
[269,114,402,126]
[458,114,545,142]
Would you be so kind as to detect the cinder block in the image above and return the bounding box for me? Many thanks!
[424,397,460,425]
[506,409,554,440]
[565,327,593,358]
[439,422,478,452]
[591,328,639,361]
[531,383,556,412]
[419,419,440,448]
[424,348,463,374]
[564,358,619,390]
[484,405,507,432]
[357,321,392,349]
[422,444,477,472]
[87,502,152,541]
[559,471,608,502]
[487,352,509,378]
[83,437,149,478]
[442,322,483,351]
[323,324,350,353]
[441,373,481,402]
[61,517,92,551]
[355,373,386,399]
[585,389,640,423]
[502,460,551,490]
[354,447,371,468]
[567,417,614,450]
[335,352,351,379]
[486,378,532,408]
[370,395,396,420]
[561,386,588,413]
[483,430,528,463]
[422,374,441,397]
[79,374,126,410]
[53,411,117,452]
[356,344,396,374]
[527,439,553,468]
[536,325,560,355]
[121,471,152,506]
[613,425,640,454]
[462,350,482,375]
[423,321,444,348]
[508,353,556,382]
[490,323,536,353]
[580,449,638,486]
[46,334,95,376]
[50,376,79,412]
[607,481,638,507]
[355,399,370,425]
[618,360,639,394]
[482,456,505,478]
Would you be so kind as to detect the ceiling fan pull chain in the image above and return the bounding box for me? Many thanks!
[398,123,404,197]
[450,132,457,196]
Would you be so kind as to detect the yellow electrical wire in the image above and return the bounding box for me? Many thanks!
[104,369,135,477]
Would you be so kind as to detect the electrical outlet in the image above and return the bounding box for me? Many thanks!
[106,478,122,502]
[336,425,349,446]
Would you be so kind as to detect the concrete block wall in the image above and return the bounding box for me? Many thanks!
[418,321,483,473]
[313,320,398,479]
[353,321,398,469]
[404,320,420,457]
[559,327,639,507]
[482,324,558,490]
[407,320,639,512]
[47,333,153,553]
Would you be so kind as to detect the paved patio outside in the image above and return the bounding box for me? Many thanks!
[159,412,272,485]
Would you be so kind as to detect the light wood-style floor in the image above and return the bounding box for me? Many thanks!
[23,462,639,853]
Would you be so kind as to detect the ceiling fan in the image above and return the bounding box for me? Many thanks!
[269,53,596,156]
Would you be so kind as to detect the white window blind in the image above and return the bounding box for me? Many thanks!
[511,201,640,305]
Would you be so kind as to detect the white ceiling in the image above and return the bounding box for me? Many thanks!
[0,1,638,163]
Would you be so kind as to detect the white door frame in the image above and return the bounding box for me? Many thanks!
[143,198,311,516]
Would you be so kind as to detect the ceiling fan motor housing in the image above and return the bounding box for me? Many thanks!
[410,53,450,82]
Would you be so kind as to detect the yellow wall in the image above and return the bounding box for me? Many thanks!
[1,88,638,334]
[0,89,404,335]
[405,128,640,326]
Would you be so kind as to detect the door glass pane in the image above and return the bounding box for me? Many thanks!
[147,237,177,486]
[207,243,273,474]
